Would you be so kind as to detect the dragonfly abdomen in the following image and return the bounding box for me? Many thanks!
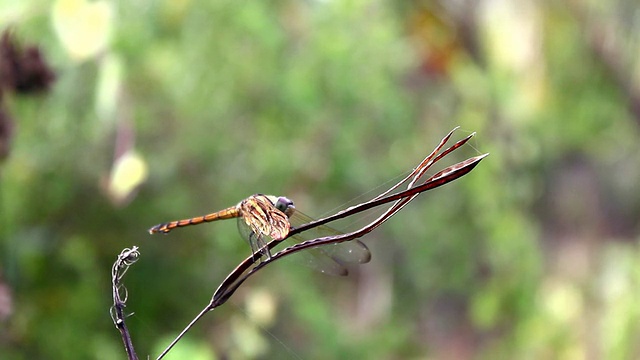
[148,206,241,234]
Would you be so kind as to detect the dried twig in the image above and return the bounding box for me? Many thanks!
[110,246,140,360]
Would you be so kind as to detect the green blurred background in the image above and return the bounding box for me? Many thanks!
[1,0,640,359]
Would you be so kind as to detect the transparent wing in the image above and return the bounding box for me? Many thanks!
[288,210,371,264]
[236,206,371,276]
[237,214,349,276]
[237,216,263,258]
[284,237,352,276]
[285,210,371,274]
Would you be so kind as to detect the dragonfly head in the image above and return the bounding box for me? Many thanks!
[271,196,295,218]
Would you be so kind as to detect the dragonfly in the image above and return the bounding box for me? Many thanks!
[149,194,371,276]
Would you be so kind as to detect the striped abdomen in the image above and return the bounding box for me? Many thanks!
[148,206,241,234]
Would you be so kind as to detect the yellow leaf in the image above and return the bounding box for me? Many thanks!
[107,150,148,205]
[52,0,114,62]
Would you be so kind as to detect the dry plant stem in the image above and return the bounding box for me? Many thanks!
[111,247,140,360]
[289,129,474,236]
[156,128,488,359]
[216,153,487,305]
[371,126,462,201]
[112,303,137,360]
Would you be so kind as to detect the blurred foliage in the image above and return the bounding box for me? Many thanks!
[1,0,640,359]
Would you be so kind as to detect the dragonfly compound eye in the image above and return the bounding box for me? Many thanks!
[275,196,295,216]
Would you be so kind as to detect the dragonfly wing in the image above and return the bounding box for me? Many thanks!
[288,210,372,265]
[285,235,350,276]
[235,202,370,276]
[237,216,270,258]
[315,240,371,265]
[237,215,347,275]
[236,216,251,243]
